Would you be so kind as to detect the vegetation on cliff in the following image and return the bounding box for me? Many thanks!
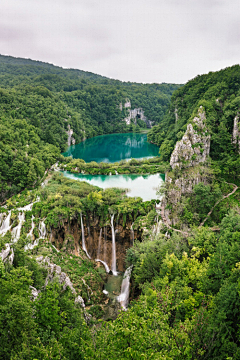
[0,55,179,202]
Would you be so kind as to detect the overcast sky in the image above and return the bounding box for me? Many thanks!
[1,0,240,84]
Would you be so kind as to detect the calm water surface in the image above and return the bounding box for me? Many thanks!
[63,133,159,163]
[62,171,164,201]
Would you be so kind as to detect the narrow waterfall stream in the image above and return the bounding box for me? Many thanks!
[95,228,110,273]
[12,212,25,242]
[117,266,133,310]
[80,213,91,259]
[27,215,35,239]
[110,214,117,276]
[0,211,12,235]
[39,221,46,238]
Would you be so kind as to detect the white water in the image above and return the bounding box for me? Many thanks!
[117,266,133,310]
[27,215,35,239]
[110,214,117,276]
[39,221,46,238]
[80,213,91,259]
[0,211,12,235]
[95,259,110,273]
[12,212,25,242]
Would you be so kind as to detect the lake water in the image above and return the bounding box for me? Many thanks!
[62,133,159,163]
[62,171,164,201]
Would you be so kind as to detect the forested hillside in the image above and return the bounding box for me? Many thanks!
[0,55,179,202]
[148,64,240,173]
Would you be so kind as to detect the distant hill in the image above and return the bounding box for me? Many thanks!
[0,54,180,201]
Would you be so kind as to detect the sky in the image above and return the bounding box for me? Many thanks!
[1,0,240,84]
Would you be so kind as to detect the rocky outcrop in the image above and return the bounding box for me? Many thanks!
[0,243,14,265]
[67,124,75,147]
[232,114,240,153]
[170,107,210,169]
[164,107,212,226]
[50,215,139,273]
[121,99,153,128]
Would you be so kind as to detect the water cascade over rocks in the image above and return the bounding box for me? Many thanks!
[39,221,46,238]
[95,259,110,273]
[0,211,12,235]
[110,214,117,276]
[27,215,35,239]
[80,213,91,259]
[117,266,133,310]
[12,212,25,242]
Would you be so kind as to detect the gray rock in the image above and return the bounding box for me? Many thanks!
[232,114,240,153]
[170,107,210,169]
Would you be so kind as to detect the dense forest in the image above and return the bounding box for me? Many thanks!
[148,65,240,174]
[0,55,179,202]
[1,59,240,359]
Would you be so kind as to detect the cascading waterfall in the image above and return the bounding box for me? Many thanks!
[110,214,117,276]
[95,228,110,273]
[12,212,25,242]
[0,211,12,235]
[117,266,133,310]
[80,213,91,259]
[95,259,110,273]
[27,215,35,239]
[39,220,46,238]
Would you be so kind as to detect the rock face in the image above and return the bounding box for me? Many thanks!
[164,107,212,226]
[67,124,75,147]
[232,114,240,153]
[50,215,139,273]
[121,99,153,128]
[170,107,210,169]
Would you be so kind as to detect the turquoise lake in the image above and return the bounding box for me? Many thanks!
[62,133,159,163]
[62,172,164,201]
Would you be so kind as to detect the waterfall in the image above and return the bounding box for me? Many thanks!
[27,215,35,239]
[39,221,46,238]
[110,214,117,276]
[0,211,12,235]
[97,228,102,259]
[95,259,110,273]
[12,212,25,242]
[80,213,91,259]
[117,266,133,310]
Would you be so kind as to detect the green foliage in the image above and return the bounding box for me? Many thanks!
[148,64,240,171]
[0,54,179,202]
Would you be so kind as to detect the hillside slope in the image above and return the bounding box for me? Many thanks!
[0,55,179,201]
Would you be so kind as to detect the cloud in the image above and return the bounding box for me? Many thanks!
[0,0,240,83]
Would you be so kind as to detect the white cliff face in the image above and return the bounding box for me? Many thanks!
[170,107,210,170]
[67,124,75,146]
[120,99,153,128]
[232,114,240,153]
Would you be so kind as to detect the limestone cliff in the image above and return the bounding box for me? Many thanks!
[121,99,153,128]
[67,124,75,147]
[170,106,210,169]
[232,114,240,153]
[49,215,139,273]
[163,106,212,226]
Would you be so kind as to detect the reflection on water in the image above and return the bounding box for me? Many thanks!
[62,133,159,163]
[62,171,164,201]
